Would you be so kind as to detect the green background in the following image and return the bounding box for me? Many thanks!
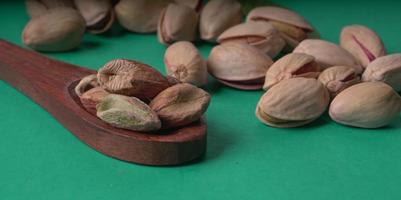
[1,1,401,199]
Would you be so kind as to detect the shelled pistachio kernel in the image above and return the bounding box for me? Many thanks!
[256,78,329,128]
[150,83,211,128]
[97,59,170,101]
[293,39,363,74]
[80,87,110,114]
[74,0,115,34]
[97,94,161,132]
[200,0,242,42]
[263,53,320,90]
[318,66,360,97]
[217,22,286,58]
[340,24,386,68]
[164,41,207,86]
[208,42,273,90]
[246,6,314,48]
[362,53,401,92]
[329,82,401,128]
[75,74,99,97]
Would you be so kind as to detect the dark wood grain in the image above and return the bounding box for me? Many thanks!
[0,40,206,166]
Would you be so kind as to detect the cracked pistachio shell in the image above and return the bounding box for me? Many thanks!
[263,53,320,90]
[318,66,360,98]
[75,74,100,96]
[340,25,386,68]
[97,94,161,132]
[329,82,401,128]
[362,54,401,92]
[149,83,211,128]
[26,0,74,18]
[22,7,86,52]
[80,87,110,115]
[97,59,170,101]
[256,78,329,128]
[74,0,114,34]
[217,21,286,58]
[157,3,198,45]
[208,42,273,90]
[200,0,242,43]
[174,0,202,10]
[293,39,363,74]
[164,41,208,86]
[115,0,172,33]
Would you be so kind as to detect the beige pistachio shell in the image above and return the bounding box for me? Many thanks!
[256,78,329,128]
[97,59,170,101]
[75,74,99,96]
[200,0,242,42]
[157,3,198,45]
[164,41,208,86]
[22,7,86,52]
[74,0,114,34]
[115,0,171,33]
[293,39,363,73]
[217,21,286,58]
[340,25,386,68]
[318,66,360,97]
[174,0,202,10]
[208,42,273,89]
[149,83,211,128]
[97,94,161,132]
[329,82,401,128]
[26,0,74,18]
[362,54,401,92]
[263,53,320,90]
[80,87,110,115]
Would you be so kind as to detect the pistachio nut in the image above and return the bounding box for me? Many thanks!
[200,0,242,42]
[263,53,320,90]
[26,0,74,18]
[293,39,363,74]
[256,78,329,128]
[97,59,170,101]
[115,0,172,33]
[157,3,198,45]
[22,7,86,52]
[174,0,203,11]
[340,25,386,68]
[164,41,208,86]
[97,94,161,132]
[75,74,99,96]
[149,83,211,129]
[208,42,273,90]
[362,54,401,92]
[217,22,286,58]
[329,82,401,128]
[74,0,114,34]
[246,6,314,49]
[80,87,110,115]
[318,66,360,98]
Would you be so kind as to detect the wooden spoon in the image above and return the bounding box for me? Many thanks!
[0,40,206,166]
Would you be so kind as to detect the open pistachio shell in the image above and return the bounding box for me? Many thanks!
[330,82,401,128]
[200,0,242,43]
[208,42,273,90]
[75,74,99,97]
[217,21,286,58]
[318,66,360,98]
[74,0,114,34]
[256,78,329,128]
[26,0,74,18]
[263,53,320,90]
[340,25,386,68]
[157,3,198,45]
[293,39,363,74]
[362,54,401,92]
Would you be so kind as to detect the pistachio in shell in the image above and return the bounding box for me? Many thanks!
[22,7,86,52]
[217,21,286,58]
[164,41,208,86]
[97,59,170,101]
[256,78,330,128]
[80,87,110,115]
[26,0,74,18]
[340,25,386,68]
[318,66,360,98]
[75,74,100,97]
[157,3,198,45]
[174,0,203,11]
[263,53,320,90]
[97,94,161,132]
[293,39,363,74]
[74,0,115,34]
[199,0,242,43]
[207,42,273,90]
[329,82,401,128]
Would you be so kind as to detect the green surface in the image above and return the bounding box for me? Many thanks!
[1,1,401,199]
